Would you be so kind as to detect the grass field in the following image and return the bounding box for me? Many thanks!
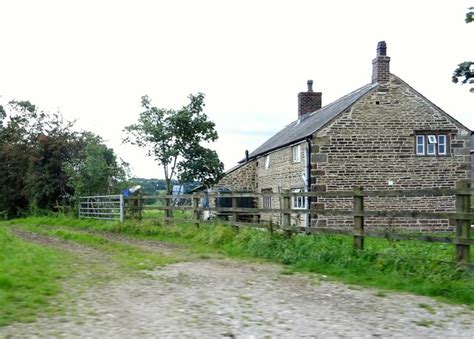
[0,226,74,326]
[5,215,474,307]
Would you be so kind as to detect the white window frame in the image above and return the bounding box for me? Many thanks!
[438,135,447,155]
[264,155,270,169]
[291,188,307,209]
[426,142,436,155]
[416,134,448,156]
[426,134,437,155]
[427,135,437,144]
[416,135,425,155]
[292,145,301,163]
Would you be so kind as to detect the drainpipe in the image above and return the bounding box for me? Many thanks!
[305,137,312,227]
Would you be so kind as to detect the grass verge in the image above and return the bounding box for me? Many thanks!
[7,215,474,306]
[1,217,184,326]
[12,224,178,272]
[0,226,74,326]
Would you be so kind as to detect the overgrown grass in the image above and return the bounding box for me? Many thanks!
[0,226,74,326]
[7,216,474,306]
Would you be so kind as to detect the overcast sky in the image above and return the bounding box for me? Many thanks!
[1,0,473,179]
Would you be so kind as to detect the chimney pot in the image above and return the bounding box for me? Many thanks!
[372,41,390,83]
[376,41,387,56]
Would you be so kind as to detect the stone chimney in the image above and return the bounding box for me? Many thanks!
[372,41,390,83]
[298,80,322,118]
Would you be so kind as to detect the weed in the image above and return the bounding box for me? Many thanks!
[239,295,252,302]
[418,303,437,314]
[412,319,434,327]
[280,269,294,275]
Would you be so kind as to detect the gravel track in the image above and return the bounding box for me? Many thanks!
[2,229,473,338]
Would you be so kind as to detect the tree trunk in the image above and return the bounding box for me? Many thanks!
[165,178,173,220]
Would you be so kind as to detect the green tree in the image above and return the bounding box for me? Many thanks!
[0,100,45,216]
[178,144,224,188]
[0,99,128,217]
[66,136,128,196]
[0,142,30,217]
[452,7,474,92]
[26,111,82,211]
[123,93,224,196]
[0,105,5,125]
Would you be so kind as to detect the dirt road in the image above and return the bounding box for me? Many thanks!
[1,230,473,338]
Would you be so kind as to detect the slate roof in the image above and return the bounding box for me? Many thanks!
[247,82,377,160]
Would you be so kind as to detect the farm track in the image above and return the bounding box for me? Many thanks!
[2,226,474,338]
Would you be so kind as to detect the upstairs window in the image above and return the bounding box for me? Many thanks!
[416,134,448,156]
[292,145,301,163]
[416,135,425,155]
[264,155,271,169]
[438,135,447,155]
[426,135,436,155]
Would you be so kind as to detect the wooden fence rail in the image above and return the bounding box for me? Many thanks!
[125,183,473,266]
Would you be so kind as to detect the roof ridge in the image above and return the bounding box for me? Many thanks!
[304,82,375,121]
[247,82,377,159]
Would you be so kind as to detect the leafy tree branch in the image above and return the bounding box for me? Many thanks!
[452,7,474,92]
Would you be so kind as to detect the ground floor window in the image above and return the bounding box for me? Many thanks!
[262,189,272,209]
[291,188,307,209]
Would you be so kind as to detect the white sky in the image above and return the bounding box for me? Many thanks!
[1,0,473,179]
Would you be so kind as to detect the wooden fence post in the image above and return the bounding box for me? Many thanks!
[455,181,471,264]
[137,192,143,221]
[283,191,291,236]
[268,218,274,233]
[231,196,238,228]
[192,194,200,229]
[165,196,171,225]
[353,187,364,250]
[119,194,124,223]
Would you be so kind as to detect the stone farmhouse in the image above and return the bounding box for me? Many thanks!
[216,41,472,231]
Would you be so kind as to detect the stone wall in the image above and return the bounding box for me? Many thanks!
[472,150,474,210]
[311,74,471,231]
[215,161,256,192]
[255,141,308,226]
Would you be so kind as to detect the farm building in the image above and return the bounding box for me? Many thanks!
[216,41,472,231]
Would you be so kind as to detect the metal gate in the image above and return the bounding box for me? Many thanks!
[78,195,124,222]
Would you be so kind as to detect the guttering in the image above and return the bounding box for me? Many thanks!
[305,136,312,227]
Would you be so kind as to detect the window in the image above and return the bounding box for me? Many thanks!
[262,189,272,208]
[415,134,448,156]
[264,155,270,169]
[427,135,437,144]
[438,135,446,155]
[292,145,301,163]
[416,135,425,155]
[291,188,307,209]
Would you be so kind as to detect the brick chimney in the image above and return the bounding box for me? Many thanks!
[372,41,390,83]
[298,80,322,118]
